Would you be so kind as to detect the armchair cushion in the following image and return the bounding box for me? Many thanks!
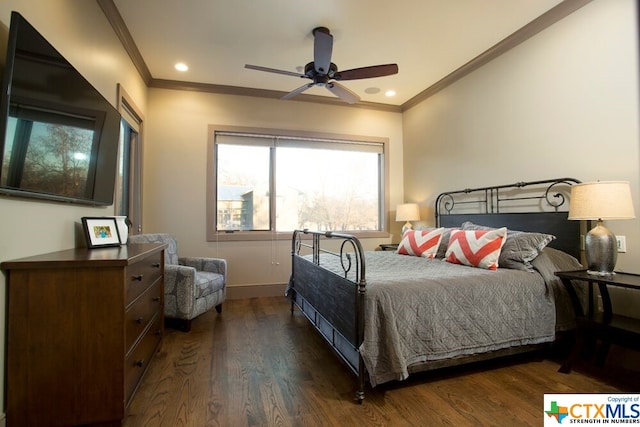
[194,271,225,299]
[179,256,226,299]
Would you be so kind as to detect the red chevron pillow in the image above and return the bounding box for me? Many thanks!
[445,227,507,270]
[396,228,444,258]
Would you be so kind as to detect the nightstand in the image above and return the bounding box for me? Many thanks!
[555,270,640,374]
[379,244,399,251]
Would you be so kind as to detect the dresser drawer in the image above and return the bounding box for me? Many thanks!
[125,277,163,354]
[126,252,162,306]
[125,315,162,405]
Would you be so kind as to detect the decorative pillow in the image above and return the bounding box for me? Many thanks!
[461,221,555,272]
[445,227,507,270]
[396,228,444,258]
[415,226,455,258]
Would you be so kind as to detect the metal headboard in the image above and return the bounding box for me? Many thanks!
[435,177,581,219]
[435,178,583,260]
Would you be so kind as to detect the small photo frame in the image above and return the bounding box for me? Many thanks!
[81,217,121,248]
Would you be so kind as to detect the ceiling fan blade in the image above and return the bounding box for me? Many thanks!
[245,64,305,78]
[326,82,360,104]
[334,64,399,81]
[313,27,333,74]
[281,83,315,100]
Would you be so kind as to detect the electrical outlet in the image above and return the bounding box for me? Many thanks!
[616,235,627,253]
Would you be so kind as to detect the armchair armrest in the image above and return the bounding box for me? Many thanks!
[163,264,197,317]
[179,257,227,277]
[164,264,197,288]
[165,263,196,278]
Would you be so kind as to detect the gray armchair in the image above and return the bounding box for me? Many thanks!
[128,233,226,332]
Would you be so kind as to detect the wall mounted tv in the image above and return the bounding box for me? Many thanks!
[0,12,121,205]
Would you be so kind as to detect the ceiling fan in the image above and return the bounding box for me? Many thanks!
[245,27,398,104]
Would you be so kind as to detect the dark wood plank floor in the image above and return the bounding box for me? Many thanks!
[124,296,631,426]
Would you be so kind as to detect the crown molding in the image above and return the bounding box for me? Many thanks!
[96,0,152,85]
[150,79,402,112]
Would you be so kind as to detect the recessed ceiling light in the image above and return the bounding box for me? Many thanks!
[175,62,189,72]
[365,87,381,94]
[385,90,396,97]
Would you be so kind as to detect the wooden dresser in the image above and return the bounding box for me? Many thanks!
[1,243,165,426]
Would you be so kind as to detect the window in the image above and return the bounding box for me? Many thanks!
[207,126,388,240]
[115,86,143,234]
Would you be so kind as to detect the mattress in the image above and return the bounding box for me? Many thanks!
[310,248,581,386]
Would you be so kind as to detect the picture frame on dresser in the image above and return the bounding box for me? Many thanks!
[81,216,121,248]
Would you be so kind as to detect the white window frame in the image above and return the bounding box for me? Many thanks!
[206,125,390,242]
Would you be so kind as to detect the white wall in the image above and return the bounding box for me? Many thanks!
[0,0,148,416]
[143,89,404,289]
[402,0,640,314]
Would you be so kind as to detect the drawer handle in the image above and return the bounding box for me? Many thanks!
[132,274,144,281]
[136,317,144,324]
[155,329,162,336]
[152,296,161,302]
[152,263,161,268]
[135,360,145,368]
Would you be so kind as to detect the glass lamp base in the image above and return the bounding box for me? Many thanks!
[585,221,617,276]
[401,222,413,236]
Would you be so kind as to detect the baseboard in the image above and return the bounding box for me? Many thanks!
[226,283,287,299]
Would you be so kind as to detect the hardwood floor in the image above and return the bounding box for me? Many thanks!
[124,296,631,426]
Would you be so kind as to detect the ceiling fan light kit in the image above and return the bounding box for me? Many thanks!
[245,27,398,104]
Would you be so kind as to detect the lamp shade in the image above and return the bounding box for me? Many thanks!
[396,203,420,222]
[568,181,635,221]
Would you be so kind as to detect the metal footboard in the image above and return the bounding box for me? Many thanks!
[288,229,368,402]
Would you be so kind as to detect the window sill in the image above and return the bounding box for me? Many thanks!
[208,230,390,242]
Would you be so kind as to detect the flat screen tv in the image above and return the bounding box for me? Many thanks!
[0,12,121,205]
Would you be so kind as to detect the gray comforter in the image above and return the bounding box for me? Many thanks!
[312,248,582,386]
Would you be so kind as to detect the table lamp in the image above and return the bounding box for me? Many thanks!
[396,203,420,235]
[568,181,635,275]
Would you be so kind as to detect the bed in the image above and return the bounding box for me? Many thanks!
[286,178,585,402]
